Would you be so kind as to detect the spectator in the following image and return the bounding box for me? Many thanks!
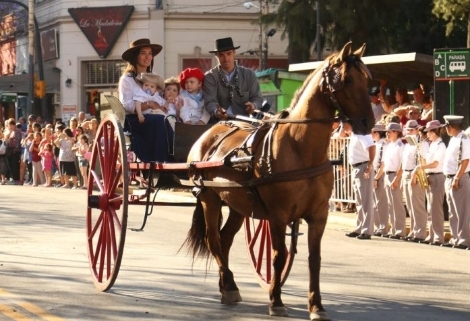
[54,127,78,189]
[5,118,22,184]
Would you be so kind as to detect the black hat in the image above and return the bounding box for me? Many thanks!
[209,37,240,53]
[122,38,162,62]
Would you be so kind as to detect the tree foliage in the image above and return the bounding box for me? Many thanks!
[432,0,470,47]
[264,0,467,63]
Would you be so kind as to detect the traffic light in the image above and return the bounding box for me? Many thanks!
[34,80,46,98]
[90,90,99,103]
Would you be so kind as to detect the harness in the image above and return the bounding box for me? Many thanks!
[178,54,371,208]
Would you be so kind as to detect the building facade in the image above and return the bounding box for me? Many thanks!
[0,0,289,123]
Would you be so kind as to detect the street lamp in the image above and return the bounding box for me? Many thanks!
[263,28,276,70]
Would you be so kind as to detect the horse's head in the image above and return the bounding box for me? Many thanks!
[321,42,374,135]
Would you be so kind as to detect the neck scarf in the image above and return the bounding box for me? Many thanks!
[218,64,244,102]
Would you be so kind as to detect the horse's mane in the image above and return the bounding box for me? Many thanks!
[287,49,369,112]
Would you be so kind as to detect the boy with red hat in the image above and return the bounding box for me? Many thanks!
[178,68,210,125]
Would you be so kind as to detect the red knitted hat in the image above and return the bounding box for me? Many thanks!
[178,68,205,90]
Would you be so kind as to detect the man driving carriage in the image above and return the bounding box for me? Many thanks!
[203,37,263,122]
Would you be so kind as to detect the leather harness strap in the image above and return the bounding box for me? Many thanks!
[174,160,332,188]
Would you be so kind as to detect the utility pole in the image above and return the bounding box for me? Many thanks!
[316,1,322,61]
[258,0,263,70]
[27,0,35,115]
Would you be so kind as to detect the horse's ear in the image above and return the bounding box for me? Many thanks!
[353,43,367,58]
[337,42,352,63]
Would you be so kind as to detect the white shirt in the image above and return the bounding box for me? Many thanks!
[443,131,470,175]
[424,138,446,174]
[133,89,168,115]
[382,139,404,172]
[348,133,374,165]
[401,136,429,171]
[373,139,387,171]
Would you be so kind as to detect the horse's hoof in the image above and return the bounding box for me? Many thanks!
[310,311,331,321]
[220,290,242,305]
[269,306,289,317]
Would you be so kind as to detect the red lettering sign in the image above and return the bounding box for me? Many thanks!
[68,6,134,58]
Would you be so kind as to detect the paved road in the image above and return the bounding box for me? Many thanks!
[0,185,469,321]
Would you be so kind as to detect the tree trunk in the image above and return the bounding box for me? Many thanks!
[467,11,470,48]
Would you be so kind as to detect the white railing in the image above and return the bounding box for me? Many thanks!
[328,137,355,204]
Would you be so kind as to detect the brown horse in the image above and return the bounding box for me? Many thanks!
[183,42,374,320]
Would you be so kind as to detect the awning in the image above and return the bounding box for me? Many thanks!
[289,52,434,87]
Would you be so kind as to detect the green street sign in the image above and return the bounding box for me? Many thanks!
[434,49,470,80]
[0,94,17,103]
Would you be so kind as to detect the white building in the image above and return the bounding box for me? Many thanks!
[0,0,289,121]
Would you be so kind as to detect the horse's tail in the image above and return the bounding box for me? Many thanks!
[181,197,211,262]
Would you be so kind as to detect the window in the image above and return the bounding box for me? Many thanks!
[83,60,126,86]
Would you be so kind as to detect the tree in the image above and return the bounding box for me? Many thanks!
[263,0,321,64]
[433,0,470,47]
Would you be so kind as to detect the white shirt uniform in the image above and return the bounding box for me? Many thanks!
[372,139,387,171]
[425,138,446,173]
[443,132,470,175]
[402,137,429,171]
[383,140,404,172]
[348,133,374,165]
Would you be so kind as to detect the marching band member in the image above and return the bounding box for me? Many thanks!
[413,120,446,245]
[441,115,470,249]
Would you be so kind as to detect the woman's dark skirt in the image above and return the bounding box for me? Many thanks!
[125,114,174,163]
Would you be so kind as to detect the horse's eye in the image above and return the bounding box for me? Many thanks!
[345,76,352,84]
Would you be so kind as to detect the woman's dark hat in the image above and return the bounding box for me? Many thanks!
[122,38,162,62]
[209,37,240,53]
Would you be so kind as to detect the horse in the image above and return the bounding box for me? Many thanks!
[182,42,374,321]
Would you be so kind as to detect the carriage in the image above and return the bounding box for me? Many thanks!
[85,42,374,321]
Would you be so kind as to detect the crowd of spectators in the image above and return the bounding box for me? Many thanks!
[0,112,97,189]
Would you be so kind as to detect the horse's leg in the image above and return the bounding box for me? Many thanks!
[218,208,245,303]
[267,222,289,317]
[306,214,331,321]
[199,191,240,305]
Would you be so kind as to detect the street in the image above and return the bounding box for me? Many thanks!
[0,185,469,321]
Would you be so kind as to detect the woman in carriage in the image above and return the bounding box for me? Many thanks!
[118,39,173,163]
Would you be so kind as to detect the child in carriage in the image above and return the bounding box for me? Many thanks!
[134,73,167,123]
[178,67,210,125]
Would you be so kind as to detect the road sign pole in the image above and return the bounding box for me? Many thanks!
[449,80,454,115]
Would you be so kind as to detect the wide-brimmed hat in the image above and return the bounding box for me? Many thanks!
[386,122,402,132]
[424,120,444,132]
[404,119,419,129]
[122,38,162,62]
[178,68,205,90]
[135,73,165,91]
[371,123,386,132]
[209,37,240,53]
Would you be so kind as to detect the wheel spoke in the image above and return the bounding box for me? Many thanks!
[86,115,129,292]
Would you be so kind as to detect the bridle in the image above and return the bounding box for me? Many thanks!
[260,54,371,125]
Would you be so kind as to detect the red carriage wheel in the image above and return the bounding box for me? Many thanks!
[244,218,299,290]
[86,114,129,291]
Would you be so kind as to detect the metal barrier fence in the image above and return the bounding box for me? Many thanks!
[328,137,355,204]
